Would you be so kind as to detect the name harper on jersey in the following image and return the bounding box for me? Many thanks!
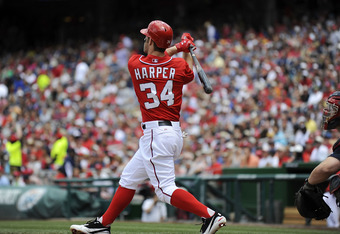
[134,67,175,80]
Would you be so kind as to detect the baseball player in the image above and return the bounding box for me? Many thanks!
[70,20,226,234]
[295,91,340,220]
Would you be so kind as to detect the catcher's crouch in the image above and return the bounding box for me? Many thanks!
[295,91,340,220]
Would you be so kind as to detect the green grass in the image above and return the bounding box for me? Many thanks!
[0,220,338,234]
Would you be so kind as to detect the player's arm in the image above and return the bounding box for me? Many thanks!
[166,33,195,70]
[166,46,193,71]
[182,52,193,70]
[165,46,178,57]
[308,157,340,185]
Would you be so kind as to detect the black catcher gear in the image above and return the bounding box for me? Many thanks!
[295,180,331,220]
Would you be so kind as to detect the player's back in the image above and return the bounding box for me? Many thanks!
[128,53,194,122]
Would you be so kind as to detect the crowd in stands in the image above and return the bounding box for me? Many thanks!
[1,14,340,186]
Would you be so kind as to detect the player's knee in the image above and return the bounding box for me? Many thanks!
[155,185,178,204]
[119,178,139,190]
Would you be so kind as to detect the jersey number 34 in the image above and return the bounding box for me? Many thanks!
[140,80,174,109]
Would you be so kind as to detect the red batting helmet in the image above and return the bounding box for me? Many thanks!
[140,20,173,49]
[323,91,340,130]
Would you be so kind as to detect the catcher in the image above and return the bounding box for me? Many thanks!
[296,91,340,220]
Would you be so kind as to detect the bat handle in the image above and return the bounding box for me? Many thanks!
[189,45,195,55]
[204,85,213,94]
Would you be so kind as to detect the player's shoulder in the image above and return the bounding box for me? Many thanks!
[128,54,143,68]
[129,54,142,62]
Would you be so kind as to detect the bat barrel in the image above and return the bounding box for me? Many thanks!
[189,45,213,94]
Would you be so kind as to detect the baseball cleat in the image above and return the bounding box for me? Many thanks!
[70,218,111,234]
[200,212,227,234]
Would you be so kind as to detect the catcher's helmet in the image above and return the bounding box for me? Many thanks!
[323,91,340,130]
[140,20,173,49]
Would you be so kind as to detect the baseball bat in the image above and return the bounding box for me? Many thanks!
[188,45,213,94]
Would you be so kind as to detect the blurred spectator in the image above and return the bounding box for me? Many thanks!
[75,59,89,84]
[302,139,314,162]
[115,42,131,69]
[305,115,318,134]
[92,162,114,200]
[141,189,167,223]
[206,155,223,175]
[56,148,79,179]
[273,144,293,167]
[294,117,310,147]
[174,160,188,176]
[0,83,8,98]
[223,142,242,168]
[0,165,10,186]
[310,136,330,162]
[289,144,304,162]
[21,167,41,185]
[258,143,279,168]
[5,134,22,174]
[273,125,288,149]
[187,150,209,175]
[11,170,25,186]
[176,151,194,176]
[204,21,217,44]
[50,130,69,169]
[240,143,259,168]
[307,87,323,108]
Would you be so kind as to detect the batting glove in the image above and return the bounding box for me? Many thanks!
[175,39,196,53]
[181,33,194,41]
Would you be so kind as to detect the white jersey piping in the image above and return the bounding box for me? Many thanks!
[139,55,173,66]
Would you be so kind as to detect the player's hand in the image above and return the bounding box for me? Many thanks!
[181,33,194,41]
[176,32,195,53]
[175,39,196,53]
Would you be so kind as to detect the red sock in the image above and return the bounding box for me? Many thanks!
[101,185,135,226]
[170,188,214,218]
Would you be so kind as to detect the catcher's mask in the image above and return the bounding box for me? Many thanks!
[323,91,340,130]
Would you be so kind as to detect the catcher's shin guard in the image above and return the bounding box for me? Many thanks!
[330,174,340,206]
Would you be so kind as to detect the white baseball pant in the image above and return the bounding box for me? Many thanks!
[119,121,182,204]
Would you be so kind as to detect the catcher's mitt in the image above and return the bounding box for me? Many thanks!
[295,181,331,220]
[330,174,340,206]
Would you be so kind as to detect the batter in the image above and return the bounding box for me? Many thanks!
[70,20,226,234]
